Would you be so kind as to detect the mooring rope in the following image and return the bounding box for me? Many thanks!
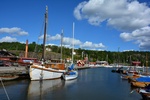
[0,78,10,100]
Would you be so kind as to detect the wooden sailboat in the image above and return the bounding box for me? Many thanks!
[63,22,78,81]
[131,54,150,88]
[29,6,66,81]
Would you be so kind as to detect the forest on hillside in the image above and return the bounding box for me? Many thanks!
[0,42,150,66]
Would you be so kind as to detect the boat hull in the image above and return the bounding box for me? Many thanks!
[0,75,19,81]
[131,81,150,88]
[139,89,150,99]
[29,64,65,81]
[63,71,78,81]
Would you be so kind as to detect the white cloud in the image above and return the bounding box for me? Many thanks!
[39,34,61,41]
[0,36,17,42]
[48,34,61,41]
[120,26,150,50]
[74,0,150,50]
[0,27,28,36]
[74,1,87,20]
[42,34,106,50]
[63,37,82,46]
[18,31,28,35]
[120,32,134,41]
[39,34,82,46]
[81,41,93,48]
[74,0,150,31]
[80,41,105,49]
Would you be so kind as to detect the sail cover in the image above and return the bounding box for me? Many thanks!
[68,63,74,70]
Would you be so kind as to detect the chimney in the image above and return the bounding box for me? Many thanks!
[25,40,28,58]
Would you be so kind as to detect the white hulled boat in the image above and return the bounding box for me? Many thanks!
[63,23,78,81]
[29,6,66,81]
[63,63,78,80]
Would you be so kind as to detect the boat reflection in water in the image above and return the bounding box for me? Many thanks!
[27,79,65,100]
[64,79,77,86]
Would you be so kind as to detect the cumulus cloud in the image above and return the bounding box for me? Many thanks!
[48,34,61,41]
[0,27,28,36]
[0,36,17,42]
[63,37,82,46]
[40,34,106,50]
[74,0,150,50]
[39,34,61,41]
[39,34,82,46]
[74,1,87,20]
[120,26,150,50]
[80,41,105,49]
[74,0,150,31]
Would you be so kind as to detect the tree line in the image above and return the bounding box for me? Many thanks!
[0,42,150,66]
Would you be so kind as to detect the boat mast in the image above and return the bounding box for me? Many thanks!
[146,53,148,74]
[72,22,75,63]
[61,29,63,63]
[42,6,48,60]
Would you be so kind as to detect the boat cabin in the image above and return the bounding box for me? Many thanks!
[132,61,141,66]
[96,61,108,66]
[17,57,38,66]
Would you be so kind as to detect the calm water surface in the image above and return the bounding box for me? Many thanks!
[0,68,142,100]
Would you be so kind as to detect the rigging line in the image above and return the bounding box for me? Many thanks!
[0,78,10,100]
[72,22,74,64]
[32,19,45,58]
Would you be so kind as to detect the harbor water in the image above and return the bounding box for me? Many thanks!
[0,67,142,100]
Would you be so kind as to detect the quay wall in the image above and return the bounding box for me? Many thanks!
[0,66,28,76]
[0,64,91,76]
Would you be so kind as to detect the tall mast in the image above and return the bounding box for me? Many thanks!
[61,29,63,63]
[146,53,148,74]
[72,22,75,63]
[42,6,48,60]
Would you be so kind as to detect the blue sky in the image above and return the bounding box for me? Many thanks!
[0,0,150,51]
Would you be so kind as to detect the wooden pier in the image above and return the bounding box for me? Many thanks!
[75,64,91,70]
